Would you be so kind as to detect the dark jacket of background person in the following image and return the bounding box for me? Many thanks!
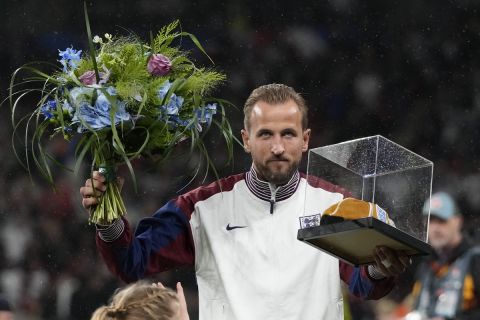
[409,192,480,320]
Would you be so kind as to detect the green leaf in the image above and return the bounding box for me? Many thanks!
[178,31,214,64]
[84,2,100,83]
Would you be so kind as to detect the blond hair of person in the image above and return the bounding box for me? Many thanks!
[91,281,186,320]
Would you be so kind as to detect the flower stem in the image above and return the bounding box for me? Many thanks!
[89,163,127,225]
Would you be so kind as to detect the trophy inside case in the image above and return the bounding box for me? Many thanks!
[297,135,434,266]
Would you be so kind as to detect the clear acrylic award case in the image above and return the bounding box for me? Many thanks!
[297,135,434,265]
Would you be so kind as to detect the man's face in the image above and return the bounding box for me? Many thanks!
[428,215,462,251]
[241,99,310,185]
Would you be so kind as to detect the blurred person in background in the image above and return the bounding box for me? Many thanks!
[405,191,480,320]
[90,281,189,320]
[81,83,410,320]
[0,295,13,320]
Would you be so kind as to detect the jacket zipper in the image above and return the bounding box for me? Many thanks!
[269,183,278,214]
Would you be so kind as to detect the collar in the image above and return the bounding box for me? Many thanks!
[245,166,301,203]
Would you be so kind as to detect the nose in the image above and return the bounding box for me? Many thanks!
[271,137,285,155]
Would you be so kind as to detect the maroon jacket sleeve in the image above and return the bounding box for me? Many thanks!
[96,196,195,283]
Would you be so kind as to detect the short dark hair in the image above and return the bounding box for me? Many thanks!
[243,83,308,130]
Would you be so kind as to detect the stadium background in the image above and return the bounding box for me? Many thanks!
[1,0,480,318]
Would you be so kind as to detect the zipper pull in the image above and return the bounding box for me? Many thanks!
[269,183,277,215]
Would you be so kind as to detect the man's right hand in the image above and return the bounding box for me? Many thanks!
[79,171,107,210]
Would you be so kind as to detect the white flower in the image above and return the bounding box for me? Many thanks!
[104,33,113,41]
[93,35,102,44]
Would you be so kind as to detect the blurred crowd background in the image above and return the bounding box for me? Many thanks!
[1,0,480,319]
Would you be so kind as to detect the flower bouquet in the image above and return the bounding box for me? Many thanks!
[8,11,236,225]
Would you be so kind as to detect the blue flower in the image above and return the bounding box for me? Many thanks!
[62,101,74,115]
[159,93,190,127]
[157,80,172,101]
[168,115,190,126]
[70,88,131,132]
[95,93,113,114]
[161,93,184,116]
[196,103,217,124]
[106,86,117,96]
[58,47,82,72]
[40,100,57,119]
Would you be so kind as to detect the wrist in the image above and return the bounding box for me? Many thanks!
[96,218,125,242]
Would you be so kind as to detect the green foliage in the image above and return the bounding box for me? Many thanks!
[182,69,226,96]
[152,20,182,53]
[7,14,236,224]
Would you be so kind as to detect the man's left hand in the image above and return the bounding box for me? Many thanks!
[372,246,411,277]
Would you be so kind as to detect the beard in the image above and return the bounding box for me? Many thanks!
[255,157,299,185]
[428,234,451,251]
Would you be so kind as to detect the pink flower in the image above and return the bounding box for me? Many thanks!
[147,54,172,76]
[79,70,109,85]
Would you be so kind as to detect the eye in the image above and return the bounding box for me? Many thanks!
[257,130,272,138]
[282,130,296,138]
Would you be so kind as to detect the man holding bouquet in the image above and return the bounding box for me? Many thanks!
[80,83,410,319]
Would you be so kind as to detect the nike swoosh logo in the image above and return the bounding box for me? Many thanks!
[226,223,247,231]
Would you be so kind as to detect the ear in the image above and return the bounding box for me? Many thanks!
[302,129,311,152]
[241,129,251,153]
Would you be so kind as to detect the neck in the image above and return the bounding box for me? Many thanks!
[245,166,301,203]
[251,164,292,186]
[437,233,463,257]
